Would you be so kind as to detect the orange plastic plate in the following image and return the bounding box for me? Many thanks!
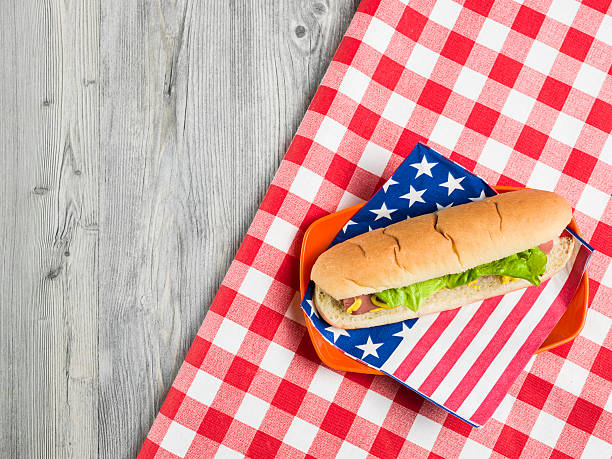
[299,186,590,374]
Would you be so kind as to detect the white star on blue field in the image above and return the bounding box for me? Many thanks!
[332,144,496,242]
[400,185,426,207]
[301,143,496,368]
[410,155,437,178]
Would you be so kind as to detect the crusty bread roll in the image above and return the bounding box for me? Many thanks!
[311,190,572,300]
[314,236,574,329]
[310,189,574,329]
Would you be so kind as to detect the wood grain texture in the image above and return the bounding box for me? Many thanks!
[2,0,358,456]
[0,0,100,457]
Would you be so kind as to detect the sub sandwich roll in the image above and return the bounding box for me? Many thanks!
[311,189,574,329]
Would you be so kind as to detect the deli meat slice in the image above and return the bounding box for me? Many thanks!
[538,240,554,254]
[342,295,380,315]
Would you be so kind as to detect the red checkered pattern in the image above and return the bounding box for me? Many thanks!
[140,0,612,457]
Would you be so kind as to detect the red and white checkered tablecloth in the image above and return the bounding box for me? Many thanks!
[140,0,612,457]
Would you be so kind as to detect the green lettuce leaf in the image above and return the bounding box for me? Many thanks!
[375,247,547,312]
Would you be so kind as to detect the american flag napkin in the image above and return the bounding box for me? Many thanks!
[301,143,593,427]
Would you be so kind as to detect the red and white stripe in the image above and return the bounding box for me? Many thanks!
[381,242,588,426]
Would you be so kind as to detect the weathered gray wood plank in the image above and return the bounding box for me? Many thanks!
[0,0,99,457]
[99,0,358,455]
[2,0,358,456]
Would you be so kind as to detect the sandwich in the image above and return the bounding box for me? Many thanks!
[311,189,574,329]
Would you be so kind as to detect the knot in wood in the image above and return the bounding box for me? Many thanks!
[312,2,327,15]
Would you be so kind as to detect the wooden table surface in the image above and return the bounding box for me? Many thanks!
[0,1,359,456]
